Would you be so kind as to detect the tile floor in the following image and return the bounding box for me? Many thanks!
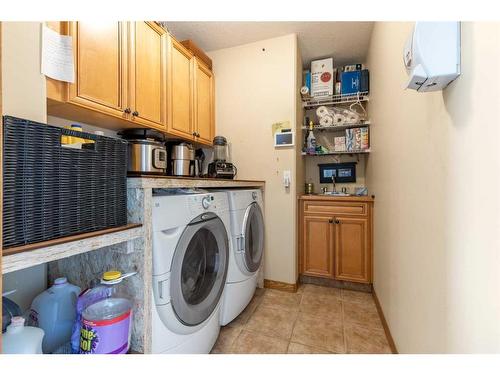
[211,284,393,354]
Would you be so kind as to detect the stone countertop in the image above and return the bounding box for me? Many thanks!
[127,176,266,189]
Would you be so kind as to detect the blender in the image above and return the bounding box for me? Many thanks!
[208,136,237,179]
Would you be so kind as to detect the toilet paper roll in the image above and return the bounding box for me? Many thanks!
[344,111,360,124]
[316,106,332,118]
[319,115,334,126]
[332,113,346,124]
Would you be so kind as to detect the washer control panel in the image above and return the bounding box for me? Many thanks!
[188,194,215,216]
[201,196,212,209]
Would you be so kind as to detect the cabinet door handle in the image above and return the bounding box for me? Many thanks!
[328,219,334,224]
[124,108,131,114]
[132,110,139,117]
[335,219,340,224]
[192,132,197,136]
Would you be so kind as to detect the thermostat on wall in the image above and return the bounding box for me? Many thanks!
[274,129,295,148]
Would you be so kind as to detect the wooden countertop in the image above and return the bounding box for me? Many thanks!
[127,175,266,189]
[298,194,375,203]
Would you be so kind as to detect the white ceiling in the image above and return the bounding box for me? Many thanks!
[165,22,374,67]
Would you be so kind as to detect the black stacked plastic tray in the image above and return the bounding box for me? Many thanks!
[2,116,128,249]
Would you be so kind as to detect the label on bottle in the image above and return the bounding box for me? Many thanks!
[79,309,132,354]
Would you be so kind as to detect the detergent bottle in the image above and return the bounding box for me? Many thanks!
[72,270,135,354]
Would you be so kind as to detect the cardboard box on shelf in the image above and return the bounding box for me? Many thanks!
[334,136,346,152]
[311,58,333,97]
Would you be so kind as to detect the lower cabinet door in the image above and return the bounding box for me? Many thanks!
[302,215,334,278]
[334,216,370,283]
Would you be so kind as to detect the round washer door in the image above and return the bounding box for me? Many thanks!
[242,202,265,273]
[170,212,229,326]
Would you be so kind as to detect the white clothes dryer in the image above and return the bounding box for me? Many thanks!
[151,191,230,353]
[218,189,264,326]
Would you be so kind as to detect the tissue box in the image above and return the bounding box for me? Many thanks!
[334,136,346,152]
[360,127,369,150]
[311,58,333,97]
[345,129,354,151]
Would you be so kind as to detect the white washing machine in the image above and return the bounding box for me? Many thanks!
[218,189,265,326]
[151,190,230,354]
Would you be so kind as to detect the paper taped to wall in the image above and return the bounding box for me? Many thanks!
[41,24,74,83]
[272,121,290,136]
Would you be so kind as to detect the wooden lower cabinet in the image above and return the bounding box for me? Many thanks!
[299,196,373,284]
[302,216,335,278]
[334,216,370,283]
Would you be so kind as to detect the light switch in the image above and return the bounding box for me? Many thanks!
[283,170,291,188]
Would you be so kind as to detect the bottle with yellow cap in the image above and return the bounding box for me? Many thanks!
[71,270,136,354]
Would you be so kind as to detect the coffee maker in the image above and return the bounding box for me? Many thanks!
[208,136,237,179]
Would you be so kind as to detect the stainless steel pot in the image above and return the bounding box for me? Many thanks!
[128,139,167,174]
[171,143,195,176]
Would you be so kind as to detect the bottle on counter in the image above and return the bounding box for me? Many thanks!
[28,277,81,354]
[2,316,44,354]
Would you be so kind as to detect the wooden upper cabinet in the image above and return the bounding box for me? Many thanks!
[128,22,167,131]
[193,58,214,145]
[167,37,194,139]
[46,22,215,141]
[69,22,128,117]
[302,215,335,278]
[334,216,371,283]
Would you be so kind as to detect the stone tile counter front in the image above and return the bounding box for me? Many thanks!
[47,177,265,354]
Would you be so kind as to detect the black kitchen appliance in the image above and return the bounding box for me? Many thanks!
[207,136,237,179]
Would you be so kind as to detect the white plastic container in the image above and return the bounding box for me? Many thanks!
[2,316,44,354]
[29,277,80,353]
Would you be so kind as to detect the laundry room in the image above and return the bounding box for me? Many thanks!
[1,1,500,370]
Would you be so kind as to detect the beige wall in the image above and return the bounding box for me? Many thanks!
[366,22,500,353]
[209,34,300,284]
[1,22,48,310]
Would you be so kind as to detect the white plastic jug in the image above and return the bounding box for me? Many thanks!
[2,316,44,354]
[29,277,80,353]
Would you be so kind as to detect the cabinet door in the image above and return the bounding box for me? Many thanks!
[167,37,194,139]
[334,217,371,283]
[129,21,167,131]
[301,215,335,278]
[193,58,214,145]
[68,22,128,118]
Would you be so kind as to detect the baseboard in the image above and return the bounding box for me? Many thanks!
[299,275,372,293]
[372,288,398,354]
[264,279,298,293]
